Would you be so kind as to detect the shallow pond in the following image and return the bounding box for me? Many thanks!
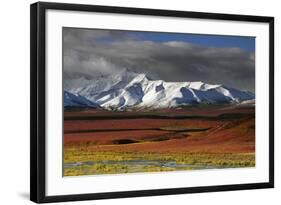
[64,159,216,170]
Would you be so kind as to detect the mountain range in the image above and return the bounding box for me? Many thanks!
[64,71,255,111]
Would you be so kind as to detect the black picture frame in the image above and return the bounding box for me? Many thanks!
[30,1,274,203]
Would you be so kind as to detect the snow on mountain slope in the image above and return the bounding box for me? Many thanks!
[64,71,255,110]
[64,90,100,108]
[240,99,255,106]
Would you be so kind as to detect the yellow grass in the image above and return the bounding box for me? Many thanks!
[64,148,255,176]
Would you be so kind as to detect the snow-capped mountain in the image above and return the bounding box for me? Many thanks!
[64,71,255,110]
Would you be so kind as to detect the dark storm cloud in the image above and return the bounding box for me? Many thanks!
[63,28,255,92]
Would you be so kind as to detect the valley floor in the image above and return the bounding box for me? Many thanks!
[63,105,255,176]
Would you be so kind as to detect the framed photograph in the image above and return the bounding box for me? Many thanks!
[30,1,274,203]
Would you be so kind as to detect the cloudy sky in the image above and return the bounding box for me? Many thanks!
[63,27,255,92]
